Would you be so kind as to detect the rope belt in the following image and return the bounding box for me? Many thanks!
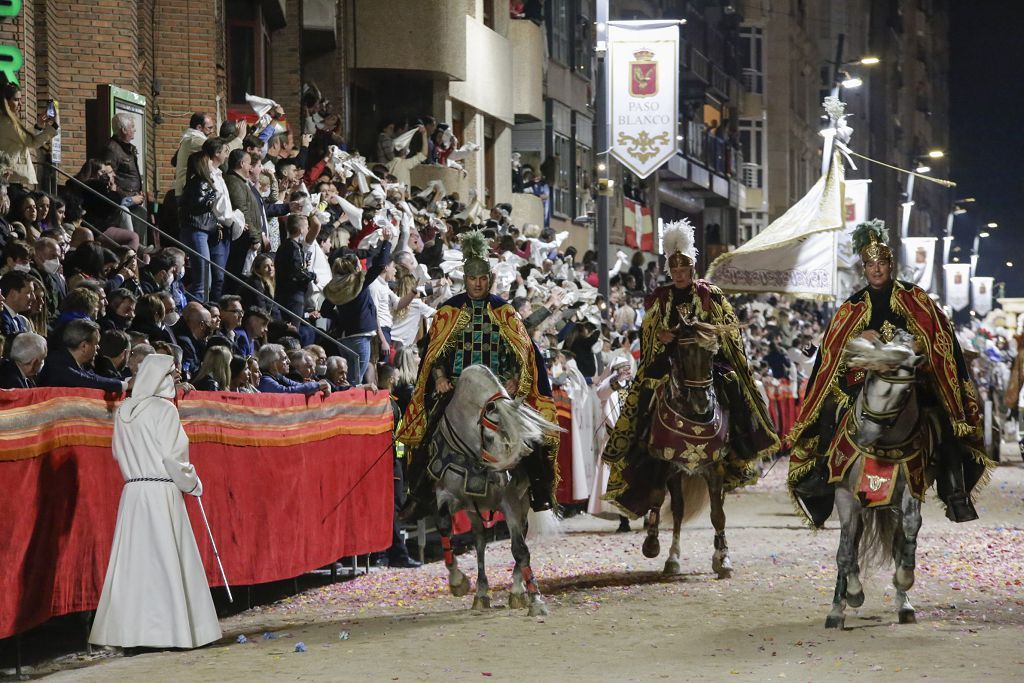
[124,477,173,484]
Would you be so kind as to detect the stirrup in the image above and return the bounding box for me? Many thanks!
[944,494,978,523]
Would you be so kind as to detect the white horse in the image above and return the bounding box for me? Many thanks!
[825,332,933,628]
[427,365,561,616]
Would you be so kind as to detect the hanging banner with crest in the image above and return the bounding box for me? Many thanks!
[608,21,679,179]
[901,237,937,292]
[943,263,972,311]
[970,276,994,316]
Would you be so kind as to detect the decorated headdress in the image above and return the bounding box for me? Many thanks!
[851,219,893,265]
[662,218,697,267]
[459,229,492,278]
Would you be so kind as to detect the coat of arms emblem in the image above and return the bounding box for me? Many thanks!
[630,49,657,97]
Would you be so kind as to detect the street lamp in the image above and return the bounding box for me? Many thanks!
[1007,261,1015,268]
[915,164,931,173]
[987,222,998,228]
[979,231,990,238]
[858,56,880,65]
[840,75,863,89]
[927,149,945,159]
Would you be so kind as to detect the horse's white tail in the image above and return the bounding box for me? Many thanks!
[859,508,899,570]
[659,474,710,524]
[526,509,562,542]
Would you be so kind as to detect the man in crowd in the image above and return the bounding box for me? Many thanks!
[30,237,65,315]
[0,331,46,388]
[172,302,212,380]
[235,306,270,358]
[95,329,131,380]
[173,112,246,196]
[1,270,36,335]
[37,319,127,392]
[102,114,147,244]
[256,343,330,396]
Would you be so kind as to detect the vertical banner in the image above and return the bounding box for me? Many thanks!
[971,276,994,316]
[943,263,972,311]
[901,237,936,292]
[608,21,679,179]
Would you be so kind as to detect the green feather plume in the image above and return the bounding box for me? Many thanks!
[851,219,888,255]
[459,229,489,263]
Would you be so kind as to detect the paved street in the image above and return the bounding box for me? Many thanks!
[44,453,1024,682]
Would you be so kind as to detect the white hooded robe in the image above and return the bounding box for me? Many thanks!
[89,354,222,649]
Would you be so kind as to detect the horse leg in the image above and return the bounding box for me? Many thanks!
[641,486,667,559]
[826,487,861,628]
[894,486,922,624]
[663,472,685,575]
[436,502,470,598]
[708,470,732,579]
[507,488,547,616]
[467,508,490,611]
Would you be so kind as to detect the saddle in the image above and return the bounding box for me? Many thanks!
[427,416,508,497]
[648,383,730,474]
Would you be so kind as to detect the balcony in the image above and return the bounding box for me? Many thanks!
[449,16,513,123]
[303,0,337,51]
[509,19,544,122]
[354,0,467,80]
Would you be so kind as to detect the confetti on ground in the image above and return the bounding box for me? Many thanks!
[294,642,307,653]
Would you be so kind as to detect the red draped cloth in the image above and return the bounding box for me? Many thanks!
[0,388,394,639]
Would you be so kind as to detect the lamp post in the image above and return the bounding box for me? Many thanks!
[595,0,610,299]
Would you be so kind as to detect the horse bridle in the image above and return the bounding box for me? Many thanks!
[478,391,507,464]
[672,336,714,388]
[859,370,915,428]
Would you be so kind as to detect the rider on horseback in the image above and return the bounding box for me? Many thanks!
[788,220,994,526]
[602,220,780,517]
[397,230,559,520]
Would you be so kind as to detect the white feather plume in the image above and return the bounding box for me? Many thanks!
[662,218,697,262]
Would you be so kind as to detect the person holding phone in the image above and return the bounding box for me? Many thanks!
[0,81,59,188]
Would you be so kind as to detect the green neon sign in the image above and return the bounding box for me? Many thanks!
[0,0,24,85]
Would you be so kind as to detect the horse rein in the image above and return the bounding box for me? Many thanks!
[478,391,508,464]
[858,370,916,427]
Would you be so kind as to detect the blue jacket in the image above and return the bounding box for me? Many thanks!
[36,349,125,393]
[258,373,321,395]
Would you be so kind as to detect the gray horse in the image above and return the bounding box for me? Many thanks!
[426,365,561,616]
[824,332,933,629]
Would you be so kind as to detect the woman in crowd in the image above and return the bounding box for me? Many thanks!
[0,81,59,188]
[10,193,41,241]
[229,354,258,393]
[129,293,172,346]
[191,345,231,391]
[178,145,223,303]
[241,253,278,316]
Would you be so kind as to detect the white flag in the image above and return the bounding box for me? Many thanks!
[901,237,936,292]
[608,21,680,179]
[970,276,994,316]
[943,264,971,311]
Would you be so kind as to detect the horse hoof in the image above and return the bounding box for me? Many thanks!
[528,602,549,617]
[894,569,915,592]
[712,553,733,579]
[450,579,471,597]
[663,559,682,575]
[846,591,865,609]
[714,567,733,580]
[898,609,917,625]
[642,536,660,558]
[508,592,529,610]
[472,596,491,611]
[824,615,845,629]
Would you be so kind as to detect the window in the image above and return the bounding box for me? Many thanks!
[550,101,572,217]
[738,119,764,188]
[574,112,593,218]
[549,0,572,66]
[226,0,271,105]
[574,5,593,79]
[738,26,763,94]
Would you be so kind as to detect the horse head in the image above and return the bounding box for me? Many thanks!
[844,331,923,446]
[667,317,723,419]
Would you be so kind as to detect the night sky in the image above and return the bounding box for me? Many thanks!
[949,1,1024,297]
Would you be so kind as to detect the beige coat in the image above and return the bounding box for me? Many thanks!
[0,113,58,187]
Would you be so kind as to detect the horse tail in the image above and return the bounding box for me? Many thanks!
[526,508,562,542]
[858,508,899,570]
[658,474,710,525]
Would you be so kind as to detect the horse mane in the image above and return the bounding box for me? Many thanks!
[844,331,917,372]
[484,397,560,472]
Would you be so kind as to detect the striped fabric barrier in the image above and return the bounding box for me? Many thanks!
[0,388,394,640]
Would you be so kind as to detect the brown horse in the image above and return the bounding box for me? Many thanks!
[641,317,735,578]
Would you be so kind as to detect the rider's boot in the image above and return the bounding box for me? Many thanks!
[522,444,555,512]
[398,452,433,523]
[941,450,978,523]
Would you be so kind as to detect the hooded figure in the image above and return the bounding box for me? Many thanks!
[89,353,222,649]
